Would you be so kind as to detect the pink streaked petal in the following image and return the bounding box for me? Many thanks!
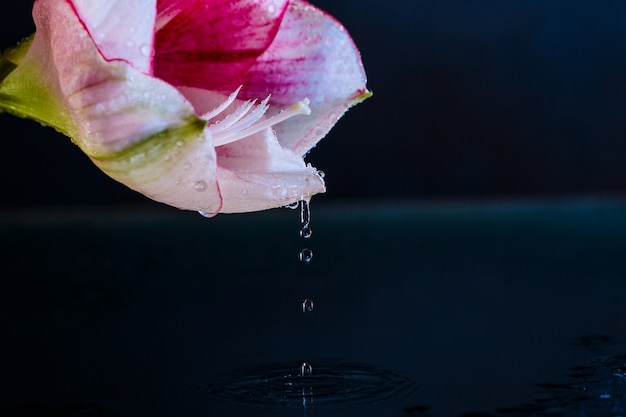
[217,166,324,213]
[34,0,196,155]
[154,0,288,89]
[238,0,369,155]
[71,0,156,73]
[215,128,324,213]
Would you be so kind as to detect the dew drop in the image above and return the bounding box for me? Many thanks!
[300,362,313,377]
[299,248,313,264]
[194,180,208,192]
[198,210,215,218]
[183,162,192,171]
[284,201,299,209]
[140,44,151,57]
[125,40,134,48]
[302,299,314,313]
[317,170,326,179]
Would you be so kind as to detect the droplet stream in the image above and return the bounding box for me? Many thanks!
[299,248,313,264]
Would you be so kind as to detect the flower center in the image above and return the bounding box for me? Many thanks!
[202,87,311,147]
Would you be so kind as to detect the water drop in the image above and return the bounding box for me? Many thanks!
[300,362,313,377]
[300,198,310,226]
[317,170,326,179]
[194,180,208,192]
[176,140,184,147]
[140,44,151,57]
[183,162,192,171]
[299,226,312,239]
[299,248,313,264]
[302,299,314,313]
[198,204,219,217]
[125,40,134,48]
[284,201,299,209]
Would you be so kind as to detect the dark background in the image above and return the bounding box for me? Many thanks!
[2,1,626,209]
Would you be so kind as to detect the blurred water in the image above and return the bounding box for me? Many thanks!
[1,199,626,416]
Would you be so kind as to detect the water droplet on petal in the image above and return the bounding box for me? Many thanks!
[194,180,208,192]
[284,201,299,209]
[299,248,313,264]
[302,299,314,313]
[198,210,215,218]
[140,44,151,56]
[183,162,192,171]
[126,40,134,48]
[317,170,326,179]
[300,362,313,377]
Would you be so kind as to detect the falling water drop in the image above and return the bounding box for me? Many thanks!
[300,198,311,226]
[299,198,313,239]
[299,226,312,239]
[302,299,314,313]
[299,248,313,264]
[300,362,313,377]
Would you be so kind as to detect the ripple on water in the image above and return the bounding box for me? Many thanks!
[189,362,418,409]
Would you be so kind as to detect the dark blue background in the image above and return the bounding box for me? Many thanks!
[2,1,626,208]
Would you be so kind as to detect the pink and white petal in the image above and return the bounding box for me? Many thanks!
[215,128,325,213]
[33,0,198,155]
[71,0,156,73]
[217,167,324,213]
[32,0,222,212]
[238,0,369,155]
[102,130,223,214]
[154,0,288,90]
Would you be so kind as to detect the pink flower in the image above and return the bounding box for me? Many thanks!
[0,0,369,214]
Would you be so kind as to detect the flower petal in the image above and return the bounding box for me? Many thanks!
[71,0,156,73]
[238,0,370,155]
[30,0,222,212]
[177,86,324,213]
[154,0,289,89]
[215,129,325,213]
